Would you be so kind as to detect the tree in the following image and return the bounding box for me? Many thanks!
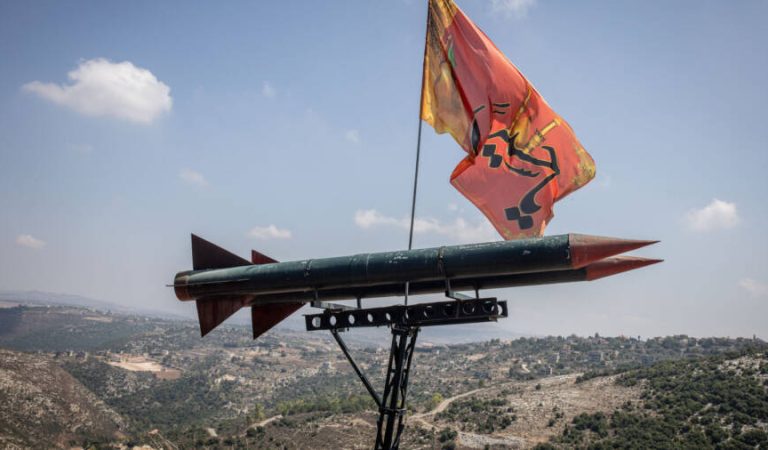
[428,393,444,411]
[252,403,265,422]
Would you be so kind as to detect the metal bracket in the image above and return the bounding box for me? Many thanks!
[310,300,356,311]
[444,278,480,300]
[305,297,507,331]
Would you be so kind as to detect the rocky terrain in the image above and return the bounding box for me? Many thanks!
[418,373,642,448]
[0,302,766,448]
[0,349,125,449]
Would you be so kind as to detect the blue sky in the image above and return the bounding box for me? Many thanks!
[1,0,766,338]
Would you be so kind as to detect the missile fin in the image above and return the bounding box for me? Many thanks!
[192,234,250,270]
[196,296,250,337]
[251,303,303,339]
[585,256,663,281]
[251,249,277,265]
[569,234,659,269]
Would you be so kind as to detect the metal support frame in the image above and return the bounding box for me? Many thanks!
[375,325,419,449]
[330,329,382,408]
[307,297,507,449]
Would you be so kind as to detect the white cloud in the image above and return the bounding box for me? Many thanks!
[355,210,403,229]
[16,234,45,249]
[490,0,537,18]
[739,278,768,298]
[23,58,172,124]
[262,81,276,98]
[685,199,740,232]
[345,129,361,144]
[178,168,209,187]
[354,209,498,243]
[247,225,292,240]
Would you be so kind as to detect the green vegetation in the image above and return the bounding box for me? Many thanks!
[4,304,768,448]
[574,363,641,383]
[437,397,515,433]
[276,394,375,416]
[62,358,235,432]
[438,427,458,450]
[545,350,768,449]
[114,373,235,430]
[427,392,445,411]
[0,306,151,351]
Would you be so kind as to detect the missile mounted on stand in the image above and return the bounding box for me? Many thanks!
[172,233,660,338]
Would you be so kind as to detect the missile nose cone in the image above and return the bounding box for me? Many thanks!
[584,256,663,281]
[569,234,660,269]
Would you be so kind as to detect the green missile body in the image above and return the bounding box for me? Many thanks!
[173,234,659,338]
[247,255,662,304]
[174,233,656,301]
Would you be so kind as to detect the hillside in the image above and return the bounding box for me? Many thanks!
[538,352,768,449]
[0,349,126,449]
[0,305,160,352]
[0,303,766,448]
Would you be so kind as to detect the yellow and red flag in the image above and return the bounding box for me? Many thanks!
[422,0,596,239]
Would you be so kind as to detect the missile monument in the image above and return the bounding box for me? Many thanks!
[171,0,663,446]
[173,233,660,338]
[172,232,660,448]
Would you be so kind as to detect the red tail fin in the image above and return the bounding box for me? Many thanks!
[251,249,277,265]
[192,234,250,270]
[188,234,302,338]
[248,247,302,338]
[196,296,251,337]
[251,303,303,339]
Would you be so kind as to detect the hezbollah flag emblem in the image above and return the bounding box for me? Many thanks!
[422,0,596,240]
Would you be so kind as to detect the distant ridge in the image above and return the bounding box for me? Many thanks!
[0,290,528,344]
[0,290,188,321]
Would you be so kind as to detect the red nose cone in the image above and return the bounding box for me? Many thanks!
[569,234,659,269]
[585,256,663,281]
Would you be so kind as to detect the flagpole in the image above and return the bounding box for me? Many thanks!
[405,1,431,306]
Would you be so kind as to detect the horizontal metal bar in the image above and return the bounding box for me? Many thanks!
[304,298,507,331]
